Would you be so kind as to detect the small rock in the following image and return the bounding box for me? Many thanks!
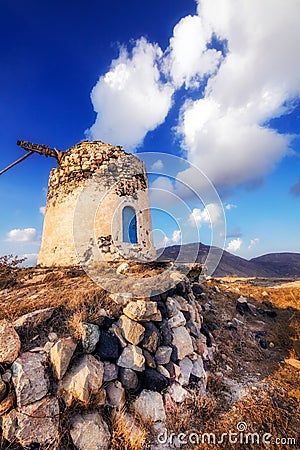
[1,409,17,441]
[259,339,268,349]
[168,310,186,328]
[44,341,54,353]
[269,342,275,348]
[133,390,166,422]
[236,297,252,315]
[50,337,77,380]
[1,370,12,383]
[155,346,172,365]
[172,327,194,360]
[116,262,130,274]
[285,358,300,370]
[0,378,7,402]
[141,322,160,353]
[168,382,191,403]
[96,330,120,361]
[82,323,100,353]
[70,412,111,450]
[15,397,59,447]
[141,368,169,392]
[157,365,170,379]
[191,355,207,388]
[119,368,139,390]
[12,352,49,406]
[123,300,162,322]
[143,348,157,368]
[117,345,145,372]
[106,380,125,409]
[160,321,173,346]
[108,293,133,306]
[103,362,118,382]
[0,391,14,418]
[0,319,21,364]
[178,357,193,386]
[192,283,204,296]
[119,315,145,345]
[172,295,189,311]
[13,308,54,330]
[110,323,127,348]
[60,354,104,405]
[48,332,58,342]
[186,320,202,338]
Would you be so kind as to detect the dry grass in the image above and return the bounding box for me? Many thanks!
[110,410,149,450]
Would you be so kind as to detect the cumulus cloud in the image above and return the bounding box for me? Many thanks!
[290,180,300,197]
[189,203,222,227]
[248,237,260,250]
[6,228,38,243]
[225,203,237,210]
[87,0,299,190]
[176,0,299,189]
[151,159,164,171]
[226,237,242,252]
[162,229,182,246]
[163,15,222,89]
[87,38,174,150]
[39,206,46,215]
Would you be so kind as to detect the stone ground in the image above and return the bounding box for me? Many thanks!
[0,263,299,449]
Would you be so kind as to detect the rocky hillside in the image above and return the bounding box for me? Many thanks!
[0,264,299,449]
[158,242,300,277]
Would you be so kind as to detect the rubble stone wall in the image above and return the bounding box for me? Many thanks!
[38,141,155,267]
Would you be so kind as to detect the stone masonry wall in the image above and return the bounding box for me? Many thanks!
[0,275,213,449]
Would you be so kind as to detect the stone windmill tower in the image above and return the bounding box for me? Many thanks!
[38,140,155,266]
[0,139,155,267]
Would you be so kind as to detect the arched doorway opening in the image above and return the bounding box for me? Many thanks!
[122,206,138,244]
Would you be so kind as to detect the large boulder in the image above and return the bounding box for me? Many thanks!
[117,345,145,372]
[96,330,121,361]
[2,397,59,447]
[50,336,77,380]
[141,368,169,392]
[133,390,166,422]
[119,315,145,345]
[172,327,194,360]
[13,307,54,330]
[0,319,21,364]
[123,300,162,322]
[12,352,49,406]
[70,411,111,450]
[60,354,104,405]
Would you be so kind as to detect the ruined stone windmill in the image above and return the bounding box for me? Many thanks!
[1,140,155,266]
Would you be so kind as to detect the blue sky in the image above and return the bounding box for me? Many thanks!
[0,0,299,265]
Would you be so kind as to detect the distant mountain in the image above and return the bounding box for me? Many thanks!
[157,243,300,278]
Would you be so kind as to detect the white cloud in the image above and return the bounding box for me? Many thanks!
[177,0,299,189]
[225,203,237,210]
[248,237,259,250]
[87,38,174,150]
[151,159,164,171]
[39,206,46,215]
[189,203,222,227]
[86,0,300,190]
[6,228,38,243]
[21,253,38,267]
[163,15,222,89]
[162,229,182,246]
[226,237,242,252]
